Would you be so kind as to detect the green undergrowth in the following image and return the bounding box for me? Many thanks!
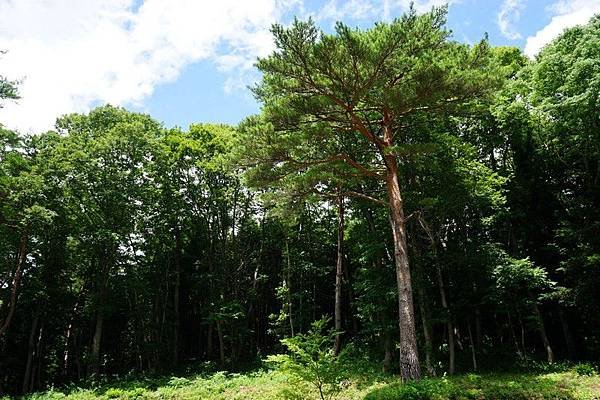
[9,366,600,400]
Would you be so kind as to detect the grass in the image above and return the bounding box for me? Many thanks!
[6,366,600,400]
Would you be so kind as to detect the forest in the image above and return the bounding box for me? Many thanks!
[1,6,599,400]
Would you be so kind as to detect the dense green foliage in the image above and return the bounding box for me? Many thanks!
[1,7,600,399]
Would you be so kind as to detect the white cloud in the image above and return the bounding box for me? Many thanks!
[319,0,377,22]
[524,0,600,58]
[317,0,453,24]
[0,0,295,133]
[497,0,524,40]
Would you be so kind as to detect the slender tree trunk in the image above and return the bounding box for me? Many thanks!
[31,320,44,392]
[173,228,181,365]
[411,238,435,377]
[90,308,104,376]
[417,284,436,376]
[285,240,295,337]
[333,191,344,355]
[90,252,111,376]
[558,305,576,360]
[383,147,420,381]
[468,322,477,372]
[518,312,526,355]
[533,303,554,363]
[383,331,393,373]
[22,315,39,393]
[434,261,454,375]
[507,311,521,355]
[62,302,79,376]
[0,229,28,337]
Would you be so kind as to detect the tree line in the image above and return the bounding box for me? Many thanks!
[1,7,599,395]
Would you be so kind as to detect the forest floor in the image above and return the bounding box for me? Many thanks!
[10,366,600,400]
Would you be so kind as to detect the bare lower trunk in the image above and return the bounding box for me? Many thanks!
[333,191,344,355]
[468,322,477,372]
[90,309,104,376]
[22,315,39,393]
[417,284,436,376]
[436,264,454,375]
[533,303,554,363]
[384,152,420,381]
[31,321,43,392]
[90,252,111,376]
[63,301,80,376]
[383,331,393,373]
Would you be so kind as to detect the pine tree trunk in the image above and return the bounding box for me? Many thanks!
[334,191,344,355]
[384,150,421,381]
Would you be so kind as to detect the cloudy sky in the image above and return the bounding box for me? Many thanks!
[1,0,599,133]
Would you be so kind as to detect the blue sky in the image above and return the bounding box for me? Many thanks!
[1,0,598,133]
[138,0,553,129]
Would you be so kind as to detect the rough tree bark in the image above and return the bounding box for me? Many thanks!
[383,143,420,380]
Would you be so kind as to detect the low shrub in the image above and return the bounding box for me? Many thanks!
[574,363,597,377]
